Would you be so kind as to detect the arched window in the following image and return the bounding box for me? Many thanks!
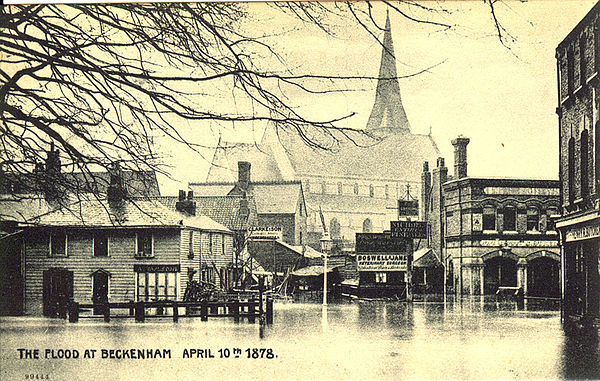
[354,183,359,195]
[385,185,389,199]
[568,136,575,203]
[337,182,342,195]
[321,182,326,195]
[362,218,373,233]
[581,129,589,198]
[330,218,341,239]
[527,207,540,232]
[305,180,310,193]
[369,184,374,198]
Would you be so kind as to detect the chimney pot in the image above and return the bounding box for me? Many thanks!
[423,161,429,172]
[187,190,194,200]
[178,190,186,202]
[436,157,445,168]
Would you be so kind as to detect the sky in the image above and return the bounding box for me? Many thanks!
[155,0,598,195]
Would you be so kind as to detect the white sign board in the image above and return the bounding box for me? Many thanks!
[356,254,408,272]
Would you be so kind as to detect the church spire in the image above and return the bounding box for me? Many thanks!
[365,12,411,134]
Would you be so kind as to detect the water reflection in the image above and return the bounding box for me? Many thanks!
[1,297,598,380]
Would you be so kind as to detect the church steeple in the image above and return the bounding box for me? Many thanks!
[365,11,411,134]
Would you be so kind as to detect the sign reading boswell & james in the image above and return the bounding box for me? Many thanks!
[390,220,427,239]
[357,254,408,271]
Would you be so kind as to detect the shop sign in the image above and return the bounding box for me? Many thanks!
[565,224,600,242]
[357,254,408,271]
[356,233,410,253]
[390,221,427,239]
[134,264,180,273]
[398,200,419,217]
[249,226,283,240]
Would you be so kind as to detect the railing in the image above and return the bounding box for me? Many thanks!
[62,297,273,324]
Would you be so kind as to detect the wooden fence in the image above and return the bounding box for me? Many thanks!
[62,297,273,324]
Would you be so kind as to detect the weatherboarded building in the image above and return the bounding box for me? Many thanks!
[203,15,439,251]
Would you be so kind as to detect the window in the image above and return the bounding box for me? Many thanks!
[137,272,177,301]
[354,183,359,195]
[136,231,153,257]
[567,47,574,94]
[579,36,586,84]
[568,137,575,203]
[93,232,108,257]
[221,234,226,255]
[208,233,213,253]
[581,129,589,198]
[330,218,341,239]
[527,208,540,232]
[385,185,389,199]
[375,272,387,283]
[503,207,516,231]
[50,231,67,257]
[369,184,374,198]
[202,267,215,285]
[483,206,496,231]
[305,180,310,193]
[595,27,600,72]
[188,231,194,259]
[337,182,342,195]
[321,182,326,195]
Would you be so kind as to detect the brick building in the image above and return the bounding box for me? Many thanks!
[423,137,561,296]
[554,2,599,328]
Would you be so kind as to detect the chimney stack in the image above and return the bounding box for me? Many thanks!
[239,195,249,220]
[176,190,196,215]
[421,162,431,220]
[107,161,127,204]
[238,161,251,192]
[451,136,470,179]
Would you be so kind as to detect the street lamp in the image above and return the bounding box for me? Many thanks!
[320,232,332,306]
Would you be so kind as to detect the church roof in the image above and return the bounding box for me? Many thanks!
[275,127,439,182]
[305,193,396,215]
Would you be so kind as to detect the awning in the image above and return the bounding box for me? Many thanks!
[291,265,340,277]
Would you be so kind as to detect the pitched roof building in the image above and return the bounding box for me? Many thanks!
[204,14,440,250]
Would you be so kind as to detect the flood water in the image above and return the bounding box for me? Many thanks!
[1,296,598,380]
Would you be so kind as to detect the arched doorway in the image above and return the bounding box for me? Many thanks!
[527,257,560,297]
[484,257,517,294]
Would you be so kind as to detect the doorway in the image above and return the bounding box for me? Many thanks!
[92,270,109,314]
[527,257,560,297]
[42,268,73,317]
[484,257,517,294]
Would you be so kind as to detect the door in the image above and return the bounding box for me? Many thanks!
[92,271,109,315]
[42,268,73,317]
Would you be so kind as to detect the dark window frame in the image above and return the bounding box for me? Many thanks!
[503,207,517,232]
[93,232,109,257]
[136,231,153,258]
[50,231,67,257]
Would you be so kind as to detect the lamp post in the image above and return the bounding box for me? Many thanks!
[320,232,332,306]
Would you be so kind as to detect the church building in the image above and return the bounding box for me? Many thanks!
[202,14,440,251]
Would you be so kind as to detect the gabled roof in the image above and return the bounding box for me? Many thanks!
[154,195,257,231]
[27,198,229,232]
[413,248,441,268]
[274,127,439,182]
[189,181,303,216]
[0,196,52,222]
[251,182,302,214]
[206,140,284,183]
[1,170,160,197]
